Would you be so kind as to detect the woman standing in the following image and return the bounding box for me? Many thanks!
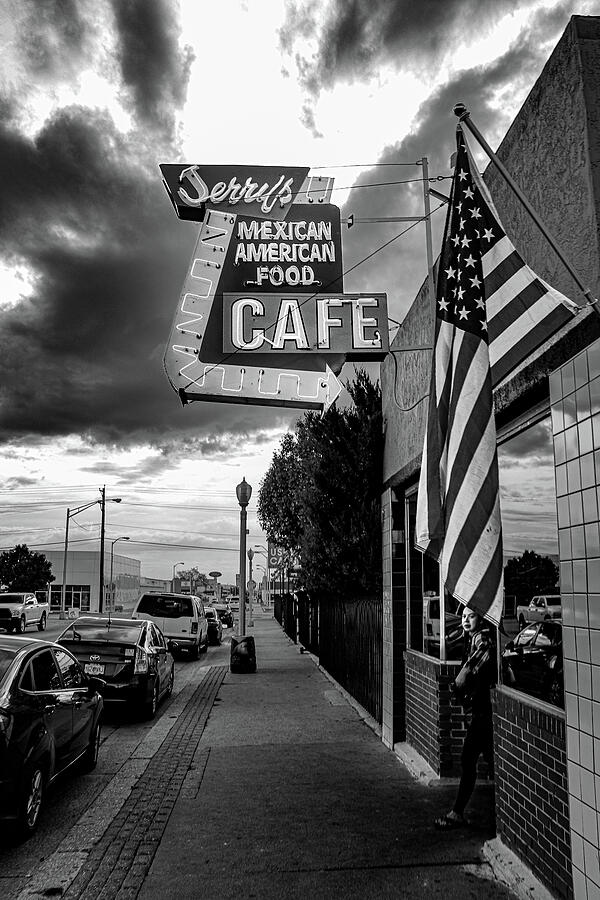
[435,607,496,830]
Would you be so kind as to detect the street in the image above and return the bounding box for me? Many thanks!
[0,627,232,900]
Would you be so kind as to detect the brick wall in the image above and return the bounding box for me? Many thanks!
[493,686,572,900]
[405,650,465,776]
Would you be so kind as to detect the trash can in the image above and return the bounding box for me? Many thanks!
[230,634,257,673]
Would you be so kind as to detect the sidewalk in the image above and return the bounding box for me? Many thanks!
[73,615,519,900]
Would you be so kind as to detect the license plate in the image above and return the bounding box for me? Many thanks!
[84,663,105,675]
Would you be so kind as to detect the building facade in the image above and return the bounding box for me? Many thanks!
[44,550,141,614]
[380,16,600,900]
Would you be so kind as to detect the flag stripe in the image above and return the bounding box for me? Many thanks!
[484,246,525,299]
[491,303,571,386]
[488,276,547,342]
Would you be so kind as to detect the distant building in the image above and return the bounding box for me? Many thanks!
[44,550,140,613]
[140,576,170,593]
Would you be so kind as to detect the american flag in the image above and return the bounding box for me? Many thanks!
[415,127,578,625]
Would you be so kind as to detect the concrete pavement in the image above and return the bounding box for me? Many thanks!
[66,612,520,899]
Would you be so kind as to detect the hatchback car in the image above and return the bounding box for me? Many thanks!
[0,635,103,837]
[131,593,208,659]
[205,606,223,645]
[502,619,563,707]
[57,617,174,719]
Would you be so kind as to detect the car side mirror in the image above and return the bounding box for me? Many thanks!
[505,640,514,651]
[167,640,175,654]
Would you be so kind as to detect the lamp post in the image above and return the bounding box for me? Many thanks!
[236,478,252,635]
[61,493,121,618]
[109,536,130,612]
[254,546,269,607]
[247,548,254,627]
[172,561,184,591]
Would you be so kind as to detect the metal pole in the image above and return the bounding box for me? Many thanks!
[61,509,70,619]
[99,486,106,614]
[248,550,254,627]
[109,542,115,614]
[238,506,247,636]
[454,102,600,318]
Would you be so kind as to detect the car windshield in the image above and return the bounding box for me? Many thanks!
[205,609,216,619]
[137,595,193,618]
[60,621,143,643]
[0,595,25,603]
[0,648,17,681]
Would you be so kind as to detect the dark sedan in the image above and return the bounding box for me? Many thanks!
[0,635,103,837]
[57,617,174,719]
[205,606,223,644]
[502,619,563,707]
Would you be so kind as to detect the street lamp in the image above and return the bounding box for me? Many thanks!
[172,561,185,591]
[109,537,130,612]
[61,492,121,618]
[236,478,252,635]
[247,548,254,627]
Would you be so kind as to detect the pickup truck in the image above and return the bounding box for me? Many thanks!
[0,592,49,633]
[516,595,561,628]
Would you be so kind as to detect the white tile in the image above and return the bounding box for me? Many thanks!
[570,761,583,798]
[579,629,593,663]
[593,666,600,701]
[581,698,594,734]
[573,832,586,869]
[581,663,593,699]
[581,767,597,806]
[591,630,600,665]
[567,659,580,694]
[573,864,588,899]
[593,702,600,738]
[564,626,577,660]
[571,795,585,835]
[584,840,600,886]
[583,803,600,846]
[581,732,595,770]
[569,726,582,764]
[568,692,581,728]
[588,879,600,900]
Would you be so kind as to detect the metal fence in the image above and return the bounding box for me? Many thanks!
[319,594,383,724]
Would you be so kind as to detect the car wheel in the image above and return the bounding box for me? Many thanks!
[37,613,47,632]
[201,634,209,653]
[166,666,175,697]
[81,719,102,772]
[18,764,45,837]
[145,678,160,719]
[16,615,26,634]
[518,614,526,629]
[189,641,200,661]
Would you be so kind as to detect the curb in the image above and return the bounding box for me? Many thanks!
[483,838,557,900]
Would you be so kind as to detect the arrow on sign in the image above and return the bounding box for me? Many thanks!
[164,209,342,410]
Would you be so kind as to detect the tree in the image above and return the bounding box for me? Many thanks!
[258,369,383,599]
[503,550,559,606]
[0,544,55,592]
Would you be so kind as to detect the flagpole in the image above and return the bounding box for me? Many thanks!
[453,102,600,319]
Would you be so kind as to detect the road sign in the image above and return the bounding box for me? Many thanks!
[268,543,286,571]
[208,571,222,578]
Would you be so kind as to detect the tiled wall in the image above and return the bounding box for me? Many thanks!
[551,338,600,900]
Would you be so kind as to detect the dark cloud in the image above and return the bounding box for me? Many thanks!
[337,12,571,325]
[110,0,195,141]
[279,0,542,95]
[9,0,87,81]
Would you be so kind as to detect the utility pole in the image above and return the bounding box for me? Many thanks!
[99,486,106,614]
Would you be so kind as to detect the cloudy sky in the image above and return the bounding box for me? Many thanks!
[0,0,591,583]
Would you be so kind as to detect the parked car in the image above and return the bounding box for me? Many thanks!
[0,635,104,837]
[131,592,208,659]
[516,595,561,628]
[57,616,174,719]
[502,619,563,707]
[213,603,233,629]
[205,606,223,645]
[0,592,49,634]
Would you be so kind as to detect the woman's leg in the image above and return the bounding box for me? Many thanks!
[453,719,482,816]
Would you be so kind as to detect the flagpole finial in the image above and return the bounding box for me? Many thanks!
[453,102,469,120]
